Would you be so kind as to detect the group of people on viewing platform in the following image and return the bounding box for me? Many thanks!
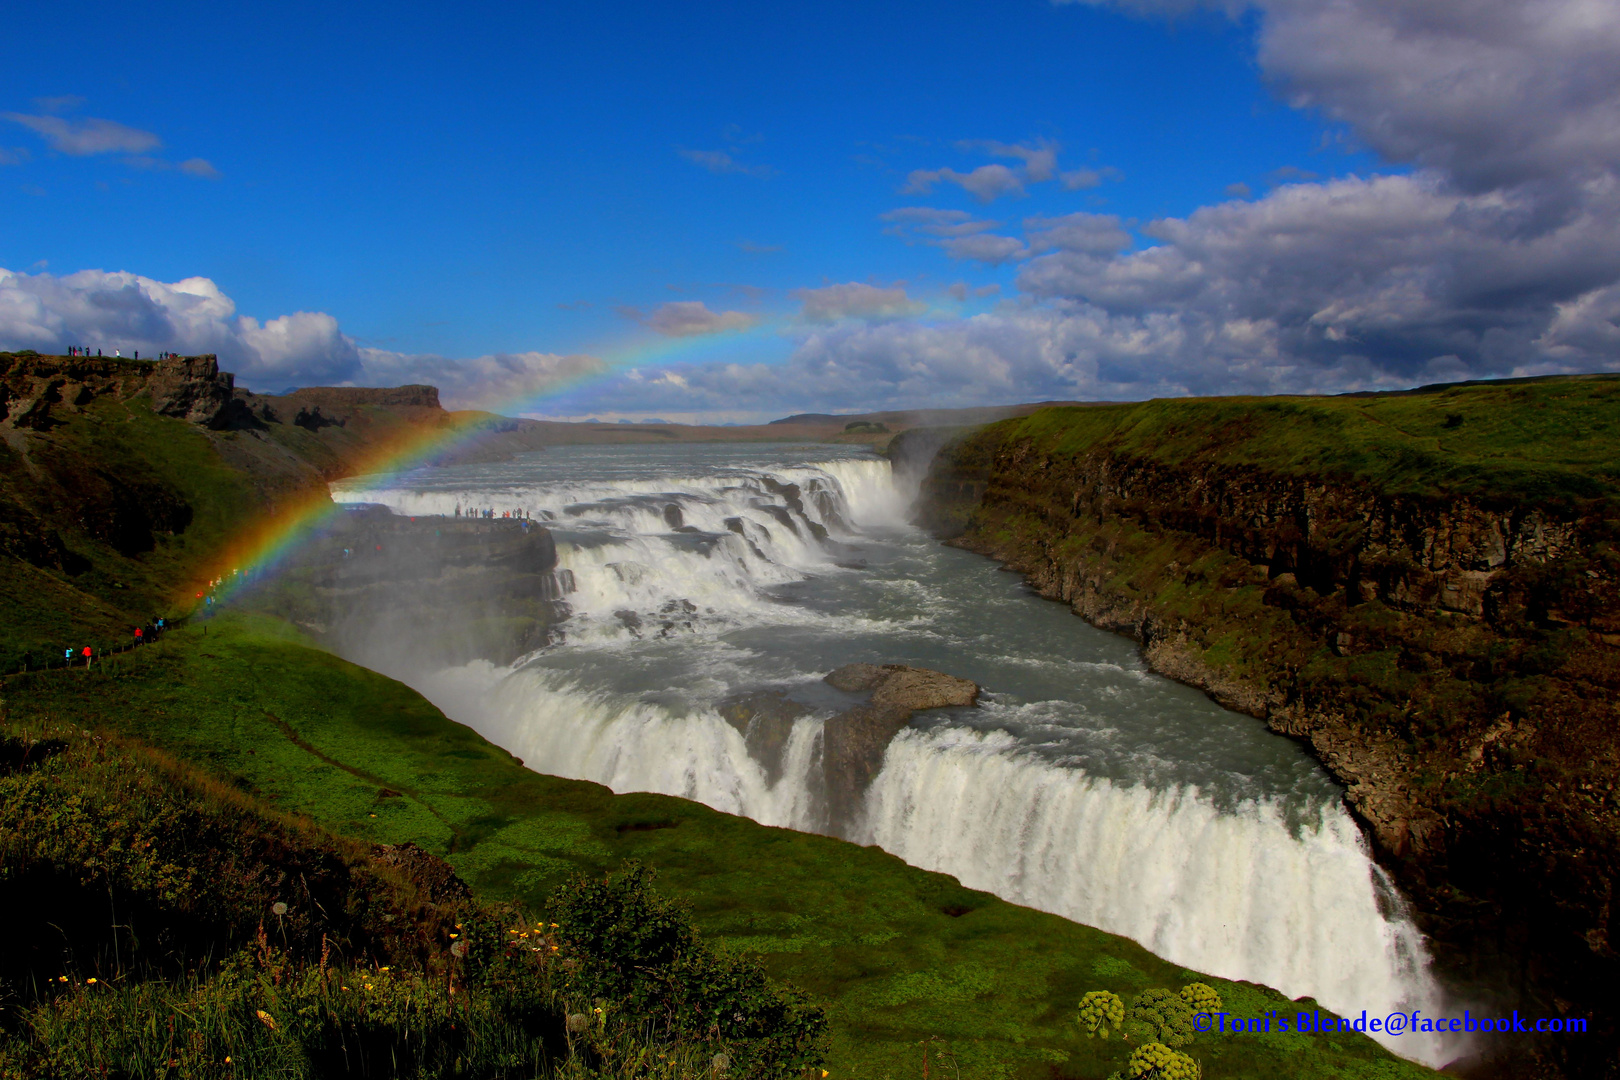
[454,505,532,520]
[62,346,182,360]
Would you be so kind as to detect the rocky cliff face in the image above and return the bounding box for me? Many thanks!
[914,401,1620,1079]
[0,351,256,431]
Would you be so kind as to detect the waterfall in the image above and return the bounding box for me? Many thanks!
[860,727,1454,1063]
[334,445,1457,1067]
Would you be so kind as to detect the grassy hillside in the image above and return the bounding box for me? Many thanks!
[0,612,1435,1080]
[991,374,1620,505]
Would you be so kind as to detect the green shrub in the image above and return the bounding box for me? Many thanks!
[1078,990,1125,1038]
[552,862,827,1078]
[1127,988,1194,1048]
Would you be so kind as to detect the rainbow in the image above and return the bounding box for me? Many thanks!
[191,319,787,607]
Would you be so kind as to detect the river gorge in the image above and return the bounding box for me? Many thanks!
[326,443,1457,1066]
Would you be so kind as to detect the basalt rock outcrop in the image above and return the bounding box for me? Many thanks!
[821,663,978,831]
[912,381,1620,1079]
[0,351,262,432]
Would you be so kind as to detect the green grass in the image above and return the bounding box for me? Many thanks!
[2,611,1439,1080]
[981,374,1620,505]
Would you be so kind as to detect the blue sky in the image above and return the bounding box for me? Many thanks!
[3,0,1618,420]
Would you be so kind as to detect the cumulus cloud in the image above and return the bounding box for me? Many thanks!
[791,282,925,322]
[622,300,760,336]
[1065,0,1620,194]
[0,268,360,383]
[3,114,161,156]
[0,268,601,407]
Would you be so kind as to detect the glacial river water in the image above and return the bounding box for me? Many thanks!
[332,442,1456,1065]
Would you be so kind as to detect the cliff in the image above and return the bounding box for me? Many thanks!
[0,352,468,675]
[912,375,1620,1080]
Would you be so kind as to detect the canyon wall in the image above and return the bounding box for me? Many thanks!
[905,380,1620,1079]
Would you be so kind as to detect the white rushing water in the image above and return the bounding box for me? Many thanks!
[332,443,1458,1066]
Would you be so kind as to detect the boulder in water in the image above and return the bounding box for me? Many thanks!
[821,663,978,831]
[824,663,978,711]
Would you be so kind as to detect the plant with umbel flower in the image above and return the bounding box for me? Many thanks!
[1121,1041,1199,1080]
[1179,983,1221,1015]
[1079,990,1125,1038]
[1126,988,1195,1047]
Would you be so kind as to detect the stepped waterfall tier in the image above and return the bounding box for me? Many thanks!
[331,444,1457,1067]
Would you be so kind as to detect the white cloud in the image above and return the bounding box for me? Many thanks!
[881,207,998,239]
[791,282,925,322]
[940,233,1028,265]
[904,163,1026,202]
[679,148,775,178]
[1061,165,1123,189]
[962,139,1060,182]
[623,300,760,337]
[1535,283,1620,363]
[1023,212,1134,256]
[3,114,161,156]
[357,349,607,410]
[179,158,222,179]
[903,140,1122,202]
[1064,0,1620,194]
[0,268,603,407]
[881,207,1023,263]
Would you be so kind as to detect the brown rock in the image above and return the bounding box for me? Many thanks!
[148,354,241,428]
[821,663,979,832]
[716,689,808,785]
[372,841,471,905]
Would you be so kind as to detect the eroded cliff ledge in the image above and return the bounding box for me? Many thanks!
[908,376,1620,1079]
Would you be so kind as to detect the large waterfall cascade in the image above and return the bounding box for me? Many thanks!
[332,442,1457,1066]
